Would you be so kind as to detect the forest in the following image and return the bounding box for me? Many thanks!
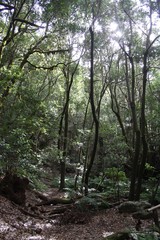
[0,0,160,239]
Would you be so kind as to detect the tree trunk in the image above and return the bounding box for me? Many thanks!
[128,56,141,200]
[58,60,80,190]
[129,130,141,200]
[135,52,148,200]
[84,26,99,195]
[135,3,155,198]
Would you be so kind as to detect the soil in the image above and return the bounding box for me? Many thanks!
[0,187,154,240]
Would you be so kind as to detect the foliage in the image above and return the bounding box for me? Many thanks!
[130,232,160,240]
[51,177,60,188]
[99,123,129,169]
[105,167,127,182]
[0,0,160,195]
[0,129,33,173]
[105,231,160,240]
[89,168,129,200]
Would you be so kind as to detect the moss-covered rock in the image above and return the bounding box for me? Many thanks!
[118,201,151,213]
[132,210,153,220]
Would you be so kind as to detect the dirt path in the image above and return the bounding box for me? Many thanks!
[0,188,153,240]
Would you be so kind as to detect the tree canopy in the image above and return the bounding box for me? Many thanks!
[0,0,160,202]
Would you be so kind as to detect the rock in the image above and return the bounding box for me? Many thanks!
[118,201,151,213]
[138,201,151,209]
[132,210,153,220]
[118,201,139,213]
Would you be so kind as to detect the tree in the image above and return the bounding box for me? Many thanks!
[109,0,160,200]
[0,0,80,176]
[0,0,160,200]
[84,26,100,194]
[58,55,81,190]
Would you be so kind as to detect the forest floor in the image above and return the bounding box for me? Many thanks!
[0,186,154,240]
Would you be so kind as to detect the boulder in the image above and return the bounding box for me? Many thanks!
[132,210,153,220]
[118,201,151,213]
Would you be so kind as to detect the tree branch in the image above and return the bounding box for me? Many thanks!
[0,3,15,10]
[146,35,160,53]
[14,18,45,28]
[32,48,70,55]
[26,60,68,70]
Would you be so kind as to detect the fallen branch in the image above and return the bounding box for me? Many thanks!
[15,205,47,220]
[147,204,160,212]
[30,189,49,202]
[147,204,160,228]
[48,204,73,215]
[20,207,44,219]
[36,198,74,206]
